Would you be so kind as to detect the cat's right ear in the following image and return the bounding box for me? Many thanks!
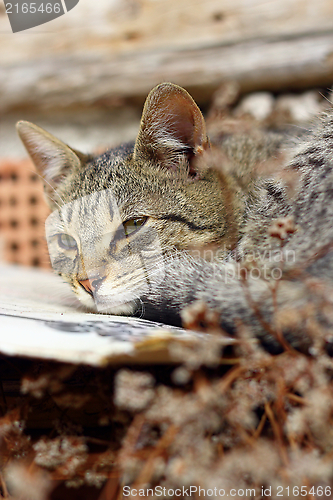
[16,121,89,206]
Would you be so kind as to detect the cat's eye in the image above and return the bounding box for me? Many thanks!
[57,233,77,250]
[123,217,147,237]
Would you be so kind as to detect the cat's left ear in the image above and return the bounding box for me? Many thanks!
[134,83,209,175]
[17,121,90,206]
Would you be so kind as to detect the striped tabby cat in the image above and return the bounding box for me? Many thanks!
[17,83,333,351]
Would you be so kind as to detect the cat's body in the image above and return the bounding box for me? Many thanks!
[17,83,333,351]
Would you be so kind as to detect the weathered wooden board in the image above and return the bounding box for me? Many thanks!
[1,0,333,110]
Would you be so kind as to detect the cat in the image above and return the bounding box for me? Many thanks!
[16,83,333,352]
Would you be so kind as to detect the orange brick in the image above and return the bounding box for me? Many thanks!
[0,159,51,268]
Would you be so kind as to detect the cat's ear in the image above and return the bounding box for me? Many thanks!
[16,121,89,204]
[134,83,209,175]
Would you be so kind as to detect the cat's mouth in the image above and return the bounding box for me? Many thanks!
[76,278,138,316]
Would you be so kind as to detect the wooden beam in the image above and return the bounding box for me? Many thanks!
[1,32,333,111]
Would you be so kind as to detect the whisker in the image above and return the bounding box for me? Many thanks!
[136,297,145,319]
[318,91,333,106]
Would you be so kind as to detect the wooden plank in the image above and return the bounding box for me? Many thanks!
[1,0,333,60]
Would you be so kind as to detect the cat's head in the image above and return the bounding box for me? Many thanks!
[17,83,227,315]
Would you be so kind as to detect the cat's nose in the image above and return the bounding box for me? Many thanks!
[79,277,106,295]
[79,279,93,294]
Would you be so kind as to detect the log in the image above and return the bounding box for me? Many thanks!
[1,32,333,111]
[1,0,333,111]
